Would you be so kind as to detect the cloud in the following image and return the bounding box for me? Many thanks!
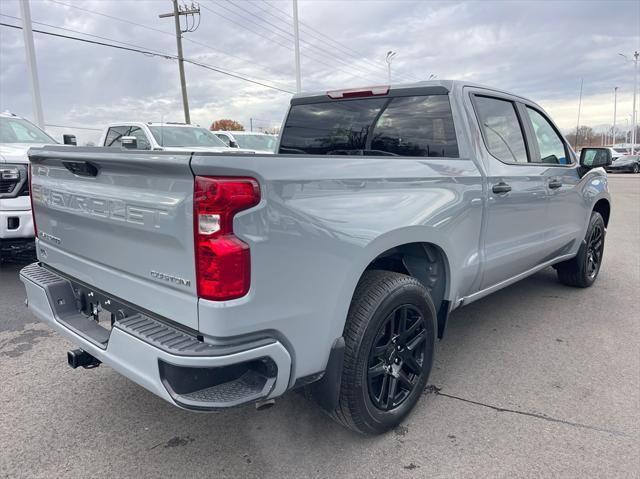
[0,0,638,146]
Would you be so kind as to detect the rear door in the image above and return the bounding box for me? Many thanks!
[470,93,551,289]
[29,146,198,329]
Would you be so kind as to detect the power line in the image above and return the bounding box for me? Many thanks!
[216,0,387,81]
[1,22,175,58]
[0,13,172,57]
[200,1,371,83]
[0,22,294,94]
[48,0,174,37]
[45,0,293,80]
[251,0,392,79]
[260,0,422,82]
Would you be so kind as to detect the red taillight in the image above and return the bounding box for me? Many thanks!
[327,85,390,99]
[194,176,260,301]
[28,163,37,238]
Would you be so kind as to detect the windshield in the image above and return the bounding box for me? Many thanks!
[0,117,56,144]
[148,126,229,148]
[234,134,277,151]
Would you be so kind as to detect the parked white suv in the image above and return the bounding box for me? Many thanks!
[0,112,65,261]
[99,122,255,153]
[212,130,277,153]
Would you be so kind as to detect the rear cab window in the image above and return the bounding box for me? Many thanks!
[279,92,459,157]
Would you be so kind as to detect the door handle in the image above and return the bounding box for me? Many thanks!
[548,179,563,189]
[492,182,512,194]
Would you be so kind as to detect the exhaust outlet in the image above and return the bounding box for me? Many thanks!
[255,398,276,411]
[67,349,101,369]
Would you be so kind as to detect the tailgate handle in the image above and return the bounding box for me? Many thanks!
[63,161,99,177]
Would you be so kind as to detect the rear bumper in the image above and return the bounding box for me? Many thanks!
[0,208,34,240]
[20,262,292,410]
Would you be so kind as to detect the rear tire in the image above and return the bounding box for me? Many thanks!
[331,270,436,435]
[556,211,605,288]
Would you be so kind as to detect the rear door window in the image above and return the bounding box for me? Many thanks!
[279,94,459,157]
[473,96,528,163]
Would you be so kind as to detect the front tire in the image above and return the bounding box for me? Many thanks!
[331,270,436,435]
[556,211,606,288]
[633,163,639,174]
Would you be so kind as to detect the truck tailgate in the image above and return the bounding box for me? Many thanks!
[28,147,198,330]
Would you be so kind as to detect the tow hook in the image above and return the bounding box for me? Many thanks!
[67,349,101,369]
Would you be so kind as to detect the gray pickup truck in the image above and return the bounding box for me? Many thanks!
[20,81,611,434]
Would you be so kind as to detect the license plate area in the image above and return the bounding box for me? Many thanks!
[64,282,139,347]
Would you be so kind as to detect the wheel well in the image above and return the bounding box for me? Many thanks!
[365,242,450,338]
[593,199,610,227]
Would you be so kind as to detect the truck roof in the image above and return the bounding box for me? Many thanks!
[292,80,534,105]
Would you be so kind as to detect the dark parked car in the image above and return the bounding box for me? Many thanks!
[606,155,640,173]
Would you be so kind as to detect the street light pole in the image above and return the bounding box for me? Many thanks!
[19,0,44,128]
[612,86,618,145]
[386,51,396,83]
[619,51,639,154]
[574,78,583,150]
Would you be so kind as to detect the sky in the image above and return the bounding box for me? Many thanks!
[0,0,639,145]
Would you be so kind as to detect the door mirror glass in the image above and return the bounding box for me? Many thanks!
[580,148,612,168]
[121,136,137,149]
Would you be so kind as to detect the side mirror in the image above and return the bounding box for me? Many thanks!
[230,140,239,148]
[63,134,77,146]
[580,148,612,169]
[121,136,137,149]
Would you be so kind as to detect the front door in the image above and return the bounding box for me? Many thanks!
[522,106,586,258]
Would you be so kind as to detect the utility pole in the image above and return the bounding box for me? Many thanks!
[160,1,200,124]
[250,118,253,132]
[19,0,44,128]
[612,86,618,145]
[292,0,302,93]
[574,78,583,150]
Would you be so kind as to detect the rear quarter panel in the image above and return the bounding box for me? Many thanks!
[191,154,484,381]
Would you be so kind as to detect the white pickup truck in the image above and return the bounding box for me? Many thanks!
[98,121,256,153]
[0,112,75,261]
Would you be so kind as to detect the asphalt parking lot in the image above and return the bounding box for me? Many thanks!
[1,175,638,478]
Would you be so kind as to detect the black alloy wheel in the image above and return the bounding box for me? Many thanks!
[367,305,426,411]
[585,222,604,280]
